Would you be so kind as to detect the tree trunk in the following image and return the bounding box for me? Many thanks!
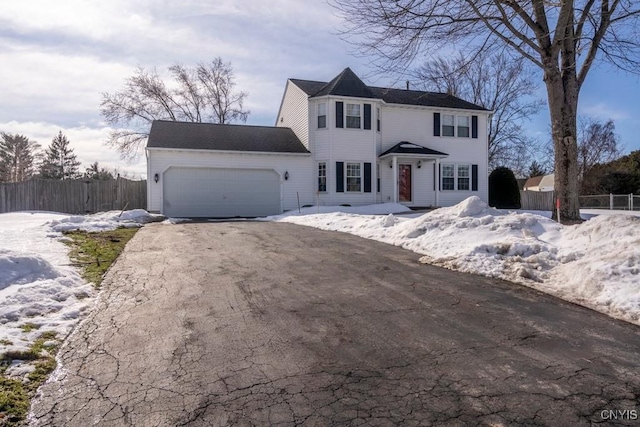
[544,69,581,222]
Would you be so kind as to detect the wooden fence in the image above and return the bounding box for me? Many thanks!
[519,190,554,211]
[0,178,147,214]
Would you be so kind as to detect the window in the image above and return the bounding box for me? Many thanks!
[346,162,361,192]
[442,164,455,190]
[318,162,327,192]
[457,165,470,190]
[376,107,381,132]
[442,115,455,137]
[346,104,361,129]
[457,116,470,137]
[317,103,327,129]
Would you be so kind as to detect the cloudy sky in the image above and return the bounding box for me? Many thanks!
[1,1,639,178]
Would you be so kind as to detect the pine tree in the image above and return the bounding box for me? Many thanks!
[527,161,547,178]
[84,162,114,180]
[0,133,41,182]
[39,131,81,180]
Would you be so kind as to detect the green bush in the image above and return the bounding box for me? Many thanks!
[489,167,521,209]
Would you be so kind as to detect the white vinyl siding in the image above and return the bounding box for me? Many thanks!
[275,81,310,148]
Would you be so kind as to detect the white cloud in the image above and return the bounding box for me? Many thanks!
[580,102,630,122]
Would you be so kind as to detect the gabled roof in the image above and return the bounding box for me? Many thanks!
[290,68,488,111]
[523,175,544,189]
[310,67,376,99]
[147,120,309,153]
[379,142,449,158]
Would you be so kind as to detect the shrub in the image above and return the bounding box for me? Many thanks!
[489,167,521,209]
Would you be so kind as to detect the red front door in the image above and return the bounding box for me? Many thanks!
[399,164,412,202]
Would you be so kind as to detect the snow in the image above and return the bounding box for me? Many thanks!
[0,210,157,355]
[269,197,640,325]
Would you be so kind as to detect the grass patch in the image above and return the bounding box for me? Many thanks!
[63,227,138,288]
[0,332,59,426]
[19,323,40,333]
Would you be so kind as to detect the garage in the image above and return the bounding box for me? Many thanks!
[162,167,281,218]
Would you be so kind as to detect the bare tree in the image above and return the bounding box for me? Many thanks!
[416,52,543,172]
[0,133,41,182]
[577,117,622,191]
[331,0,640,221]
[101,58,249,160]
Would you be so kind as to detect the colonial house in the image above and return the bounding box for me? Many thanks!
[147,68,491,217]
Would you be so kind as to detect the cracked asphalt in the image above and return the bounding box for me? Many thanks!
[29,221,640,426]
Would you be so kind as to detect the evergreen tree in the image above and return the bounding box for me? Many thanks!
[39,131,81,180]
[0,133,41,182]
[489,167,521,209]
[84,162,115,180]
[527,161,547,178]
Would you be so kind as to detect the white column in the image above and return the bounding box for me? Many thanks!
[435,158,440,207]
[392,156,398,203]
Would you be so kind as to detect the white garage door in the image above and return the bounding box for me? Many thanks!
[163,167,281,217]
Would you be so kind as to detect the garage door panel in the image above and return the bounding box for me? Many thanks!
[163,167,281,217]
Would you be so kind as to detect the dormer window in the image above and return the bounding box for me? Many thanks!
[346,104,361,129]
[317,103,327,129]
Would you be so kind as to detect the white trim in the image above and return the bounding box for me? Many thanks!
[146,147,311,156]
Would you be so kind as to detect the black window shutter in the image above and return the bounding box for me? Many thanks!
[364,162,372,192]
[472,164,478,191]
[471,115,478,138]
[336,162,344,192]
[363,104,372,130]
[336,102,344,128]
[438,163,441,191]
[434,113,441,136]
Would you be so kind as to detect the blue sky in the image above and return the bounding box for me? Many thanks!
[1,1,638,178]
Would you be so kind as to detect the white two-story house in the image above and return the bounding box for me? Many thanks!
[146,68,490,218]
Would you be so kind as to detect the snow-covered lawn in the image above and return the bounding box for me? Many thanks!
[0,210,156,377]
[266,198,640,326]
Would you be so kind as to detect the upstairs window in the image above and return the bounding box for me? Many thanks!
[457,116,470,137]
[318,162,327,192]
[317,103,327,129]
[346,104,361,129]
[442,115,455,137]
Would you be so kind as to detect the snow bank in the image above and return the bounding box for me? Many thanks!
[48,209,161,232]
[263,202,411,221]
[273,197,640,325]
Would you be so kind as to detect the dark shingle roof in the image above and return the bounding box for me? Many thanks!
[380,142,448,157]
[147,121,309,153]
[290,68,488,111]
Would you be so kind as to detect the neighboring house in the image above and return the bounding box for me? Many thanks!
[147,68,491,217]
[524,174,555,192]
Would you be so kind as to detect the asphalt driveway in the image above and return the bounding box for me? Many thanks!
[30,222,640,426]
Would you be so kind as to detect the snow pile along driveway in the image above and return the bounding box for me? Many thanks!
[270,197,640,325]
[0,210,158,356]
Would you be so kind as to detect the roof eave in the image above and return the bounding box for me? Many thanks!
[146,147,311,156]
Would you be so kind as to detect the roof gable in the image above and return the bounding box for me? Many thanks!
[380,142,449,157]
[147,121,309,153]
[312,67,376,99]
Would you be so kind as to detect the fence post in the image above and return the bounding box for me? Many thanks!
[610,193,613,210]
[630,194,634,211]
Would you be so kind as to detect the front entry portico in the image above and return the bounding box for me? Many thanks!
[380,141,449,207]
